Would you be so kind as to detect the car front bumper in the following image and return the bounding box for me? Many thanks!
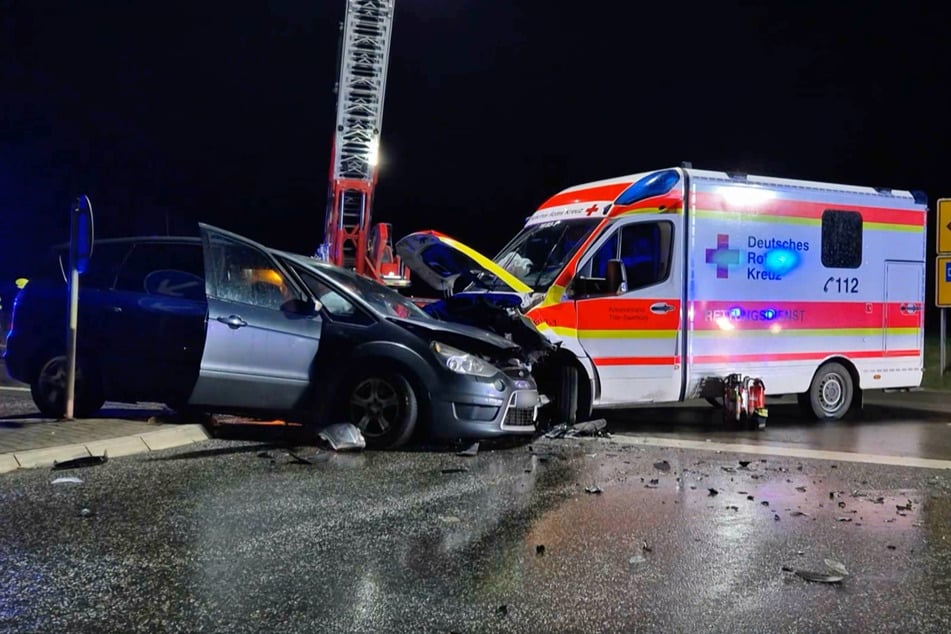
[428,373,540,440]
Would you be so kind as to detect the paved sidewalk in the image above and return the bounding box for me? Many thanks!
[0,406,210,474]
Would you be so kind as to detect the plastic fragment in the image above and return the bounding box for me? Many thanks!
[585,485,603,494]
[824,559,849,576]
[51,476,83,485]
[318,423,366,451]
[795,570,844,584]
[457,442,480,457]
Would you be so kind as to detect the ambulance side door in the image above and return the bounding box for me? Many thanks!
[570,215,684,404]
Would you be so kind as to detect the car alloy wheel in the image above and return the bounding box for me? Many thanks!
[31,354,104,418]
[346,372,418,449]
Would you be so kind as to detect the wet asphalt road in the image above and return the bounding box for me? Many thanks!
[2,429,951,633]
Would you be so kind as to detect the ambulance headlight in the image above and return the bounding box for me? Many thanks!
[431,342,498,377]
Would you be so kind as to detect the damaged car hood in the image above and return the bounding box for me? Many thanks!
[396,231,532,296]
[388,316,523,360]
[396,231,557,360]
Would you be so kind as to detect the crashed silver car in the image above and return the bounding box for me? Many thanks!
[5,224,542,449]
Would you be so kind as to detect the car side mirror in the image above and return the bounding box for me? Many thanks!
[282,298,321,315]
[605,259,627,294]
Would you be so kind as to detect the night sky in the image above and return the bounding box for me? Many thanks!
[2,1,949,294]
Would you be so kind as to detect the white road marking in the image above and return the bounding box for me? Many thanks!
[0,385,29,393]
[608,434,951,471]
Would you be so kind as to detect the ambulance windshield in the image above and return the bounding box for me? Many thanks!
[492,218,600,291]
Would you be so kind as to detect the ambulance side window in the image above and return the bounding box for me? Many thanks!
[580,221,673,291]
[821,210,862,269]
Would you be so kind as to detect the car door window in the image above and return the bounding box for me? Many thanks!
[291,266,374,325]
[206,235,302,310]
[114,243,205,300]
[579,221,673,291]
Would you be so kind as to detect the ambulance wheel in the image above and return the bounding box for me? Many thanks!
[806,362,853,421]
[558,364,579,425]
[555,362,592,426]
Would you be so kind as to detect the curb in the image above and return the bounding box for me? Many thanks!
[0,424,211,474]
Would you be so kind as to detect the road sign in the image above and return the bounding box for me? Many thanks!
[70,195,94,274]
[939,198,951,254]
[937,256,951,307]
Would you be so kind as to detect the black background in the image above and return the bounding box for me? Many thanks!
[2,1,948,309]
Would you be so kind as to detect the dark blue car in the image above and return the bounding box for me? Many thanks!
[4,224,539,448]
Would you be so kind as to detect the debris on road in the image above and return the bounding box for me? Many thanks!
[585,485,603,494]
[824,559,849,576]
[629,553,647,566]
[545,419,609,438]
[738,460,751,468]
[52,453,108,470]
[51,476,83,485]
[708,488,719,496]
[536,545,546,556]
[795,486,807,492]
[789,511,809,517]
[496,605,509,617]
[78,507,94,518]
[784,558,849,584]
[793,570,845,584]
[285,449,313,465]
[896,500,913,511]
[457,442,480,457]
[726,505,739,511]
[571,418,608,436]
[441,467,469,474]
[653,460,671,472]
[317,423,366,451]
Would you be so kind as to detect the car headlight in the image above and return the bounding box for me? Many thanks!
[431,342,498,377]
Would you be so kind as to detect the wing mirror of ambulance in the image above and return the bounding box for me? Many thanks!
[568,259,628,297]
[604,259,627,294]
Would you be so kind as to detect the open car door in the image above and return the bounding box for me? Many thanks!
[188,224,322,413]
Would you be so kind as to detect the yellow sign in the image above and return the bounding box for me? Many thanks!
[939,198,951,254]
[938,256,951,308]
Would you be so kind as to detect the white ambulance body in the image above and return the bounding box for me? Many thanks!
[398,167,927,423]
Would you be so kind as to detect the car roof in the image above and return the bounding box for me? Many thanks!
[52,235,202,250]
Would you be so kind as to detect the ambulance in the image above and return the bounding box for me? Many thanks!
[396,166,927,426]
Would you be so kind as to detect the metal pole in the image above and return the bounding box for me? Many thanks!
[64,266,79,419]
[941,308,947,378]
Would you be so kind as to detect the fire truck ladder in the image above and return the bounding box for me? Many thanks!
[318,0,409,286]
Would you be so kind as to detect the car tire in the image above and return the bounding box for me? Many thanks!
[805,361,853,421]
[346,371,418,449]
[31,354,105,418]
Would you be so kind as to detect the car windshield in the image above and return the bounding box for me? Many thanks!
[311,263,433,321]
[491,218,600,291]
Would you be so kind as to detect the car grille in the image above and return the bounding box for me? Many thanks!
[504,406,536,428]
[500,390,537,431]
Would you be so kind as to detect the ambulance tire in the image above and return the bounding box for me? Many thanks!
[558,364,579,426]
[806,362,853,421]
